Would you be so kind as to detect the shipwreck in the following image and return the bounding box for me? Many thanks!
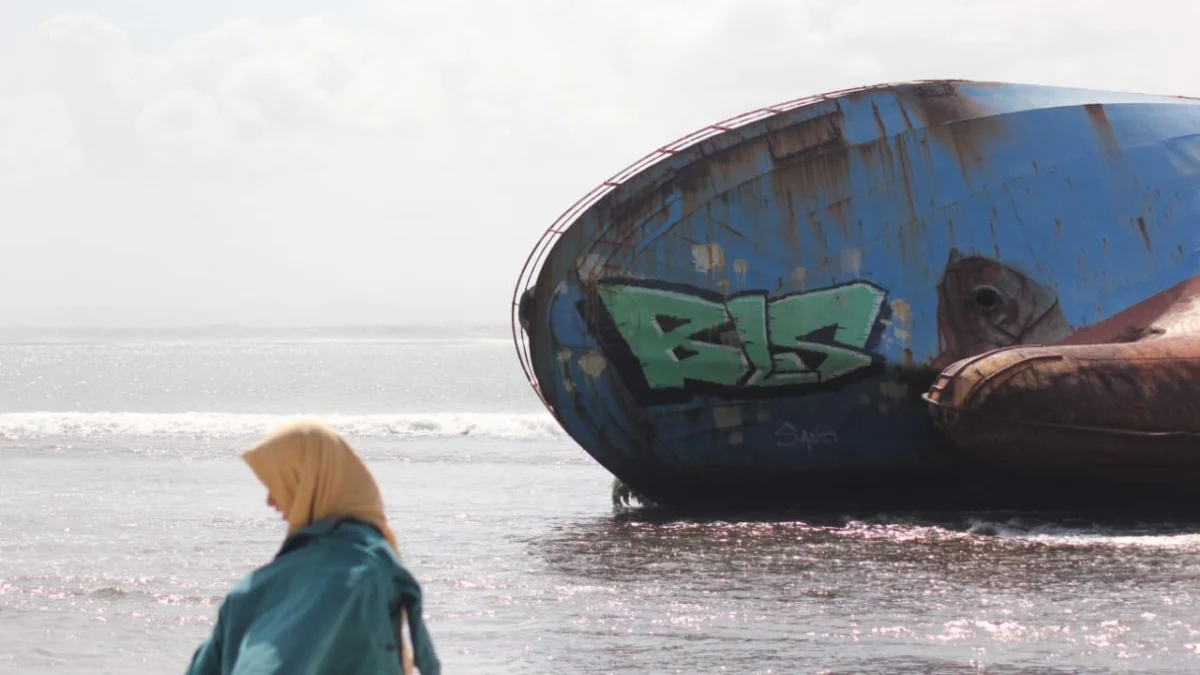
[512,80,1200,511]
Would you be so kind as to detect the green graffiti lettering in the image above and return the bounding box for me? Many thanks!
[594,280,887,394]
[768,284,886,349]
[725,295,774,383]
[596,284,749,389]
[763,283,887,384]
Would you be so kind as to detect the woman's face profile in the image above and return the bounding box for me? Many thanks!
[266,493,287,521]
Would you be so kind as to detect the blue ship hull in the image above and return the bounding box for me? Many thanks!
[511,80,1200,510]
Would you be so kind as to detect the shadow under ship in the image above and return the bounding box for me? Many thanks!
[512,79,1200,512]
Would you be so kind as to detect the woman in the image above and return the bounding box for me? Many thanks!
[186,420,440,675]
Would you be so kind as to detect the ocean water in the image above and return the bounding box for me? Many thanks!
[2,328,1200,674]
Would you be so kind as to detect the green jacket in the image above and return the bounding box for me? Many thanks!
[185,518,440,675]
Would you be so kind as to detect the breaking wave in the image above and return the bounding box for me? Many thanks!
[0,411,564,441]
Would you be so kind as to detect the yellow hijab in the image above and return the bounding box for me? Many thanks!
[242,420,415,673]
[241,420,400,555]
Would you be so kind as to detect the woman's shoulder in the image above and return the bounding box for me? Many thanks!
[229,519,402,603]
[280,518,399,568]
[205,521,423,675]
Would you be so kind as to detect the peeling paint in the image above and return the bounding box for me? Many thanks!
[576,253,606,282]
[787,268,805,287]
[692,243,726,272]
[578,350,608,378]
[841,247,862,276]
[890,298,914,347]
[713,405,742,429]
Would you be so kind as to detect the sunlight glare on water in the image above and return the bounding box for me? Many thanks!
[2,334,1200,674]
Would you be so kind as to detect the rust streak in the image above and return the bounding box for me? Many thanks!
[893,133,920,225]
[898,102,915,130]
[808,216,830,259]
[766,112,852,273]
[1136,216,1153,251]
[897,82,1006,182]
[779,188,799,253]
[828,198,853,238]
[1084,103,1120,154]
[871,102,888,140]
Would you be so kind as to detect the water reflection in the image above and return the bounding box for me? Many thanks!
[523,509,1200,674]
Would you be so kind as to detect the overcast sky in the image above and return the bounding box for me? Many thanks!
[0,0,1195,327]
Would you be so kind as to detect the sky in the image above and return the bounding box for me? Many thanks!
[1,0,1197,327]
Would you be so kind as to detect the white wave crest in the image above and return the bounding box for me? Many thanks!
[0,411,564,441]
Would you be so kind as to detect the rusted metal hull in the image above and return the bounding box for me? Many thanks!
[511,79,1200,510]
[925,275,1200,479]
[926,338,1200,472]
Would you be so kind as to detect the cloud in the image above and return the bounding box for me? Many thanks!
[1,0,1198,325]
[21,2,1200,182]
[30,13,453,177]
[0,95,83,183]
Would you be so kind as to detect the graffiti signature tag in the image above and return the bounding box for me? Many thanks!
[774,422,839,450]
